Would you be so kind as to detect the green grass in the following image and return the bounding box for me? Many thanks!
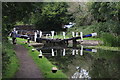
[83,37,101,40]
[3,55,19,78]
[16,38,68,79]
[2,39,19,78]
[85,46,120,51]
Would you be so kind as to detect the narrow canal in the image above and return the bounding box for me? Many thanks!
[35,44,120,79]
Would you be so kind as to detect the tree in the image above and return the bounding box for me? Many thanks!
[2,2,35,37]
[90,2,120,22]
[33,2,72,31]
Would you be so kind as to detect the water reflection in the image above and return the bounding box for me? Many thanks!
[37,46,97,57]
[72,67,91,79]
[36,45,120,79]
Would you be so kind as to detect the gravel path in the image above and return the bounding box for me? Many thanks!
[14,44,43,78]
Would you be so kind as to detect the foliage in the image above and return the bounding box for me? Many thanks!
[17,38,68,79]
[2,39,19,78]
[90,2,120,22]
[2,2,35,37]
[33,2,72,31]
[101,33,120,47]
[68,2,93,26]
[70,2,120,37]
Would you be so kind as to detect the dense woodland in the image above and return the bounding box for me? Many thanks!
[2,2,120,36]
[2,2,120,78]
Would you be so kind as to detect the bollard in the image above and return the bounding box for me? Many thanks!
[52,67,58,73]
[32,49,35,52]
[63,49,66,56]
[27,37,30,43]
[39,50,42,58]
[63,32,65,39]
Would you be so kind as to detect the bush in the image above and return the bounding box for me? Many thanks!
[102,33,120,47]
[92,20,120,36]
[2,39,19,78]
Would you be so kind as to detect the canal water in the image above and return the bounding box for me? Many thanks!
[36,44,120,79]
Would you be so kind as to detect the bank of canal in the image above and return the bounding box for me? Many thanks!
[36,43,120,79]
[16,38,68,79]
[17,37,120,79]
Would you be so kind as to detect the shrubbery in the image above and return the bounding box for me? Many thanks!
[101,33,120,47]
[2,39,19,78]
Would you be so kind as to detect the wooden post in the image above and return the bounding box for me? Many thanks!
[39,31,42,38]
[34,32,37,42]
[76,50,78,55]
[52,49,54,56]
[51,31,54,39]
[72,50,75,55]
[63,49,65,56]
[80,45,83,56]
[80,32,83,42]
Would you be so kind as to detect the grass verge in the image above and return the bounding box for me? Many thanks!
[86,46,120,51]
[16,38,68,79]
[2,39,19,78]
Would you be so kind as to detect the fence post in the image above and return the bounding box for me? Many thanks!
[51,31,55,39]
[39,31,42,38]
[72,50,75,55]
[34,31,37,42]
[39,50,42,58]
[80,45,83,56]
[76,50,78,55]
[52,49,54,56]
[80,32,83,42]
[63,49,66,56]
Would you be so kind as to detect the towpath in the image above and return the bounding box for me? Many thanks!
[14,44,43,78]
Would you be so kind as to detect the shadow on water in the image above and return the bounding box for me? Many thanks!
[35,44,120,79]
